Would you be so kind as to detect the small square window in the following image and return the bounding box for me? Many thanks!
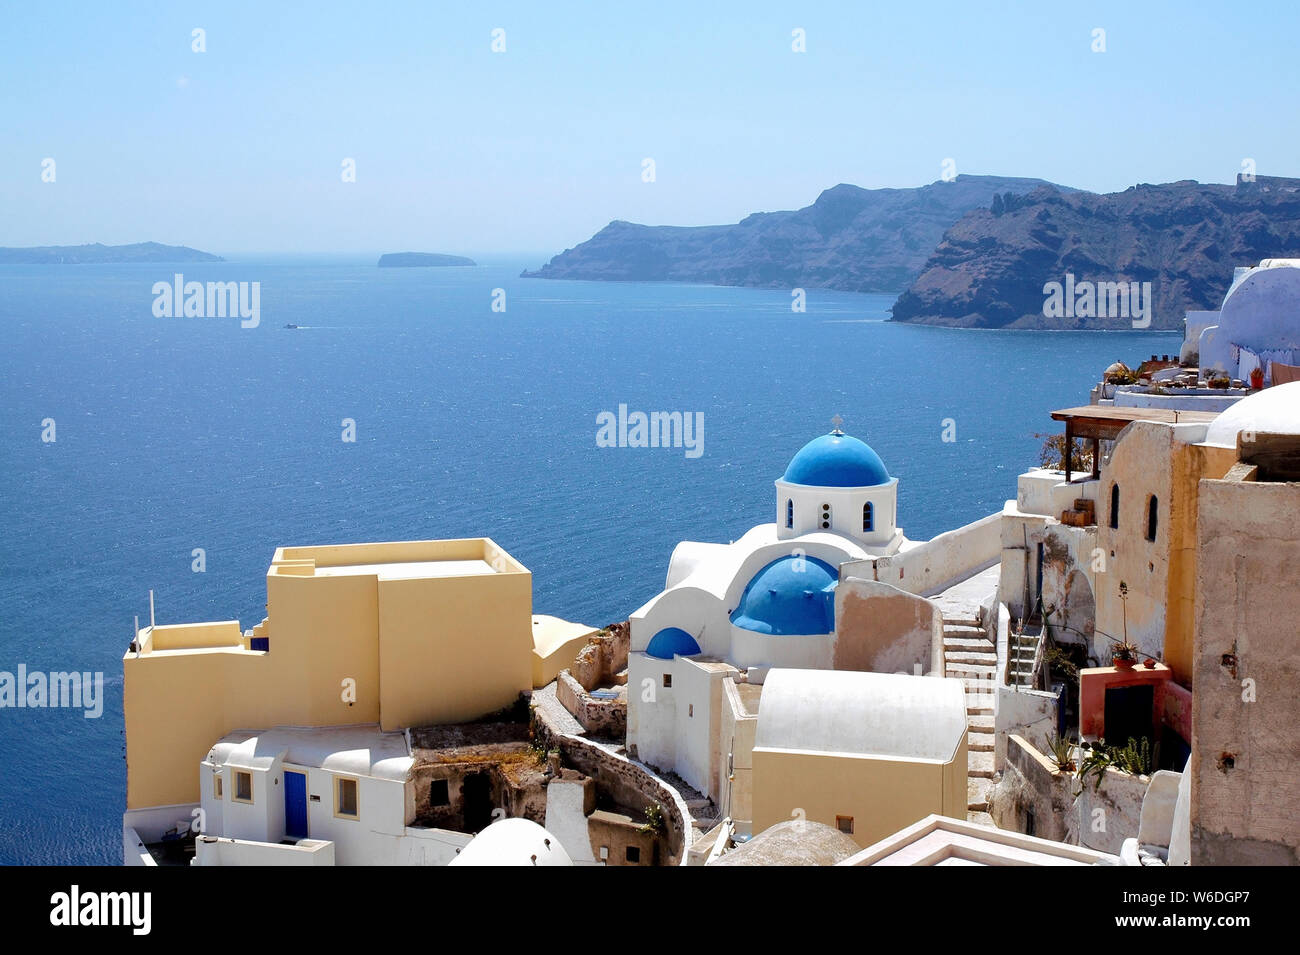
[213,774,223,800]
[336,777,359,819]
[663,674,672,688]
[835,815,854,835]
[429,779,450,807]
[626,845,641,863]
[234,771,252,803]
[599,846,609,861]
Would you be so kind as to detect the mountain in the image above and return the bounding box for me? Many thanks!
[378,252,476,268]
[0,242,224,264]
[521,175,1066,292]
[890,176,1300,329]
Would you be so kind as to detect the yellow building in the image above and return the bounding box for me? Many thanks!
[750,669,969,849]
[124,538,588,811]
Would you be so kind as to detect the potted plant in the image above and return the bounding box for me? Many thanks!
[1208,373,1230,389]
[1112,640,1138,670]
[1113,581,1138,669]
[1250,366,1265,390]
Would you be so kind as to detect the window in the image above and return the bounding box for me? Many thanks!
[233,771,252,804]
[213,773,223,800]
[820,502,831,530]
[1146,495,1158,541]
[785,498,793,529]
[688,703,693,717]
[625,845,641,863]
[835,815,854,835]
[429,779,450,807]
[335,777,359,819]
[1110,483,1120,529]
[862,501,874,532]
[662,674,672,688]
[599,846,609,861]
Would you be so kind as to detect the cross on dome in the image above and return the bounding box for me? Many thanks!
[830,414,844,435]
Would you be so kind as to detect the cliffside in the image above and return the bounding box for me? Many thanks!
[890,178,1300,329]
[522,175,1064,292]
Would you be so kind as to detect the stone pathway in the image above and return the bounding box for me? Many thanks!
[934,566,1001,827]
[530,681,585,737]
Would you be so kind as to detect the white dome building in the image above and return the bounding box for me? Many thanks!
[449,818,573,867]
[1203,380,1300,447]
[626,423,923,802]
[774,426,903,551]
[1198,259,1300,382]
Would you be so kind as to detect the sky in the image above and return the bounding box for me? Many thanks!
[1,1,1296,256]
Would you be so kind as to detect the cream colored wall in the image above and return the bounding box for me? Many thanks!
[751,745,966,849]
[123,538,536,810]
[1094,424,1234,685]
[376,571,532,730]
[531,617,598,688]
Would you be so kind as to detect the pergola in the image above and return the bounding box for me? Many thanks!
[1049,406,1219,482]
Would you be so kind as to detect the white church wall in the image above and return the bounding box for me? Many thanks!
[776,479,899,548]
[858,512,1002,597]
[674,658,728,800]
[730,625,833,670]
[627,652,679,773]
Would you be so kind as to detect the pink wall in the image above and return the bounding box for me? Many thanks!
[1079,663,1178,739]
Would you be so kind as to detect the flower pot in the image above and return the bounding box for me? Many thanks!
[1142,658,1157,669]
[1250,367,1265,390]
[1113,656,1136,671]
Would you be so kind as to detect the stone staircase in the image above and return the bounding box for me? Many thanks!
[942,610,998,823]
[1007,625,1042,687]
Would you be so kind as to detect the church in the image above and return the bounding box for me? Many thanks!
[626,420,982,832]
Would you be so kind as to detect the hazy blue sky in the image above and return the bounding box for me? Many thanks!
[2,2,1295,257]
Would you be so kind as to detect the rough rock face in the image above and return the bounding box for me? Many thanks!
[890,178,1300,329]
[522,175,1063,292]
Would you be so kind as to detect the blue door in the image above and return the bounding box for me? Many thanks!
[285,771,308,839]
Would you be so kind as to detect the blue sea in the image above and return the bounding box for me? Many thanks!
[0,257,1180,864]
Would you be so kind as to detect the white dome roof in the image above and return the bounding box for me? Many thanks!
[448,818,573,867]
[1204,382,1300,447]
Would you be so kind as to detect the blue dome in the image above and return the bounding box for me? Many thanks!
[645,627,702,660]
[783,432,890,487]
[730,556,837,636]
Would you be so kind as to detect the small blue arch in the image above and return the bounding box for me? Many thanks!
[645,627,701,660]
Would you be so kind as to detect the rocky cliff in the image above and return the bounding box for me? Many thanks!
[890,177,1300,329]
[522,175,1064,292]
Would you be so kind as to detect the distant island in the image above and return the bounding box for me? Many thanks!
[0,241,224,264]
[520,175,1066,292]
[891,175,1300,330]
[378,252,476,268]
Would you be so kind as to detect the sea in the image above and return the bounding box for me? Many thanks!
[0,256,1181,864]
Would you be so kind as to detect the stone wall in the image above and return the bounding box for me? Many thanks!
[1192,474,1300,864]
[532,692,692,866]
[990,734,1072,842]
[833,578,943,676]
[1069,765,1148,855]
[991,734,1146,854]
[570,621,630,691]
[556,669,627,738]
